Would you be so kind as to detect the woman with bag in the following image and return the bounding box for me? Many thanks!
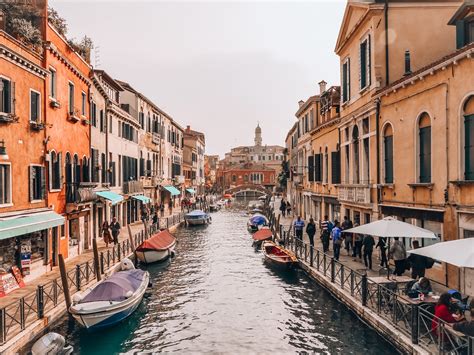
[102,221,112,247]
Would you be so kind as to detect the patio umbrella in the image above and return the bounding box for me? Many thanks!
[408,238,474,268]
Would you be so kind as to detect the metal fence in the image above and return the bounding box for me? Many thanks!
[0,213,184,345]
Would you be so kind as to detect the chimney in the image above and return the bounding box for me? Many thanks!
[404,50,412,76]
[0,10,5,31]
[186,125,190,132]
[298,100,304,108]
[318,80,327,95]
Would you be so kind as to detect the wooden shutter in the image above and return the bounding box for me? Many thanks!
[3,80,11,113]
[348,58,351,100]
[465,115,474,180]
[40,167,46,199]
[419,127,431,183]
[331,151,341,184]
[139,158,145,177]
[308,156,314,182]
[367,35,372,86]
[342,62,347,102]
[10,81,15,115]
[58,152,63,186]
[91,149,99,182]
[456,20,466,49]
[314,154,321,182]
[29,166,34,201]
[48,152,53,191]
[384,136,394,183]
[146,160,152,177]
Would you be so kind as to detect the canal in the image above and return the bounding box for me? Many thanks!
[49,206,397,354]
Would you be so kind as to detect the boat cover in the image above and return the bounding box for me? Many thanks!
[249,215,267,225]
[186,210,207,217]
[252,228,273,241]
[136,230,176,251]
[79,269,145,303]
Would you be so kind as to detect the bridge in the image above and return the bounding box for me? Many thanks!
[225,184,272,198]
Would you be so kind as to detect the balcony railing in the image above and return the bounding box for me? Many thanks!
[338,184,371,204]
[123,180,144,194]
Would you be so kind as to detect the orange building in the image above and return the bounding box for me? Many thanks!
[217,163,276,191]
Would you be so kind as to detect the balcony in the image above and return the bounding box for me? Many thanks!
[338,185,371,204]
[142,176,159,187]
[152,133,160,144]
[123,180,144,195]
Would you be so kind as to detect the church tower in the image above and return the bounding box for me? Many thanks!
[254,123,262,147]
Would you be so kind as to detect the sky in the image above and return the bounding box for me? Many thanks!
[49,0,346,156]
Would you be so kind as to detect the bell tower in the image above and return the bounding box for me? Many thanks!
[254,123,262,147]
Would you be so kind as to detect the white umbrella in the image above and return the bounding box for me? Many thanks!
[343,216,437,239]
[408,238,474,268]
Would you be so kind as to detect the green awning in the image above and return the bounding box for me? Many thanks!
[132,195,151,203]
[163,185,181,196]
[0,211,64,240]
[186,188,196,194]
[96,191,124,205]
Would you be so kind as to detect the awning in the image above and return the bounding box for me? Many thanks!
[96,191,124,205]
[132,195,151,204]
[0,211,65,240]
[163,186,181,196]
[186,188,196,194]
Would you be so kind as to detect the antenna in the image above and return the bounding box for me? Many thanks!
[94,46,101,68]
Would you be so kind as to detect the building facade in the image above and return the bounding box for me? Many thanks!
[183,126,205,194]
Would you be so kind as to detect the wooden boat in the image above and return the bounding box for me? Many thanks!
[209,204,220,212]
[262,241,298,269]
[135,230,176,264]
[69,259,149,330]
[252,228,273,248]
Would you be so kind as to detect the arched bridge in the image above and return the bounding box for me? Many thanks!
[225,184,272,198]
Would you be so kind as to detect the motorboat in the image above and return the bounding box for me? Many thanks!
[249,208,263,215]
[262,241,298,269]
[252,228,273,248]
[258,195,267,202]
[69,259,150,330]
[136,230,176,264]
[31,333,73,355]
[209,203,220,212]
[185,209,211,225]
[247,213,268,232]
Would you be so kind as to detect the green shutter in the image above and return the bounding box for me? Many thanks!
[456,20,466,49]
[419,127,431,183]
[308,156,314,182]
[465,114,474,180]
[331,151,341,184]
[384,136,393,183]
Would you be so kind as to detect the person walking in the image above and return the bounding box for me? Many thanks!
[352,224,363,261]
[101,221,112,248]
[331,221,342,261]
[110,217,121,246]
[279,199,286,217]
[341,215,353,256]
[160,203,165,217]
[376,237,388,268]
[407,240,429,279]
[362,234,375,270]
[293,216,305,240]
[306,218,316,247]
[152,212,158,226]
[389,237,407,276]
[320,215,331,253]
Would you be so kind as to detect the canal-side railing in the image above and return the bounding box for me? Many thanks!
[287,236,474,355]
[0,213,184,346]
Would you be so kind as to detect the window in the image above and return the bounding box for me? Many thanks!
[81,92,86,115]
[30,90,40,122]
[352,125,360,184]
[308,155,314,182]
[464,96,474,180]
[232,175,236,183]
[0,164,11,205]
[49,68,56,98]
[314,153,322,182]
[342,58,351,103]
[68,82,74,114]
[324,147,329,183]
[91,148,99,183]
[359,35,371,90]
[50,151,62,190]
[91,102,97,127]
[99,110,104,132]
[101,153,107,183]
[30,165,45,201]
[109,116,113,134]
[0,78,13,114]
[418,113,431,183]
[383,124,394,184]
[331,149,341,184]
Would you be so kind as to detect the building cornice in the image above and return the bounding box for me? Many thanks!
[45,42,91,86]
[0,44,48,78]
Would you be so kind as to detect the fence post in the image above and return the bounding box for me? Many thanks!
[53,279,58,305]
[100,252,104,274]
[37,285,44,319]
[377,285,382,313]
[411,304,419,345]
[167,217,169,229]
[340,264,344,287]
[310,246,314,267]
[0,308,5,345]
[331,258,335,283]
[361,274,368,307]
[76,265,81,291]
[304,244,307,262]
[323,254,327,276]
[316,250,320,271]
[19,298,25,330]
[117,243,121,261]
[351,271,355,296]
[85,261,90,282]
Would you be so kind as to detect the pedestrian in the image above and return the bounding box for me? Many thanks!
[320,215,331,253]
[331,220,342,261]
[376,237,388,268]
[160,203,165,217]
[286,203,291,217]
[293,216,305,239]
[306,217,316,247]
[280,199,286,217]
[407,240,429,279]
[110,217,121,245]
[452,299,474,337]
[341,215,353,256]
[362,234,375,270]
[102,221,112,247]
[389,237,407,276]
[352,225,363,261]
[152,212,158,226]
[168,199,173,214]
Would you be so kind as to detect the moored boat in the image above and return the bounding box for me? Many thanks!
[247,213,268,232]
[209,204,220,212]
[136,230,176,264]
[262,241,298,269]
[185,209,211,225]
[69,259,149,330]
[252,228,273,248]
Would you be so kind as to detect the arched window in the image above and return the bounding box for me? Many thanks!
[418,113,431,183]
[383,124,394,183]
[463,96,474,180]
[352,125,360,184]
[82,155,90,183]
[65,153,72,184]
[73,154,81,184]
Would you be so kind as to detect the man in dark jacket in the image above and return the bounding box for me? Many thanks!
[452,299,474,336]
[306,218,316,247]
[362,234,375,270]
[407,240,428,278]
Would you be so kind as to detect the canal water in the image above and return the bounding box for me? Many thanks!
[49,206,397,354]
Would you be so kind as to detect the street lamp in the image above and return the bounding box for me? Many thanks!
[0,140,8,160]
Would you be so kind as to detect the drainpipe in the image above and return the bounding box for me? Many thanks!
[384,0,390,85]
[375,98,381,208]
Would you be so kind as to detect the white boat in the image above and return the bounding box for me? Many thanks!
[185,210,211,225]
[69,259,149,330]
[136,230,176,264]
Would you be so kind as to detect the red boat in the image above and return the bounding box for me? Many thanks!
[252,228,273,247]
[262,241,298,269]
[136,230,176,264]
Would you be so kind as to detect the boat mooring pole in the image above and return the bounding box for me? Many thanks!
[58,254,72,310]
[92,238,101,282]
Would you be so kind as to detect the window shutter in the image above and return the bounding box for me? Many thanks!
[348,58,351,100]
[29,166,34,201]
[139,158,145,177]
[314,154,321,182]
[465,115,474,180]
[146,160,152,177]
[419,127,431,183]
[384,136,393,183]
[367,35,372,86]
[10,81,15,115]
[456,20,466,49]
[358,42,362,89]
[48,153,53,191]
[58,153,63,186]
[3,80,11,113]
[331,151,341,184]
[308,156,314,182]
[40,167,46,199]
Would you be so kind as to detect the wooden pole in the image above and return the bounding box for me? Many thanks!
[275,214,281,239]
[58,254,72,310]
[92,238,101,282]
[128,224,136,250]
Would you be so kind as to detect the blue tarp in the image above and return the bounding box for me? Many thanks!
[96,191,124,205]
[250,215,268,226]
[80,269,146,303]
[131,195,151,203]
[163,186,181,196]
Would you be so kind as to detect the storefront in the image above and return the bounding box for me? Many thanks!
[95,190,124,229]
[161,185,181,211]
